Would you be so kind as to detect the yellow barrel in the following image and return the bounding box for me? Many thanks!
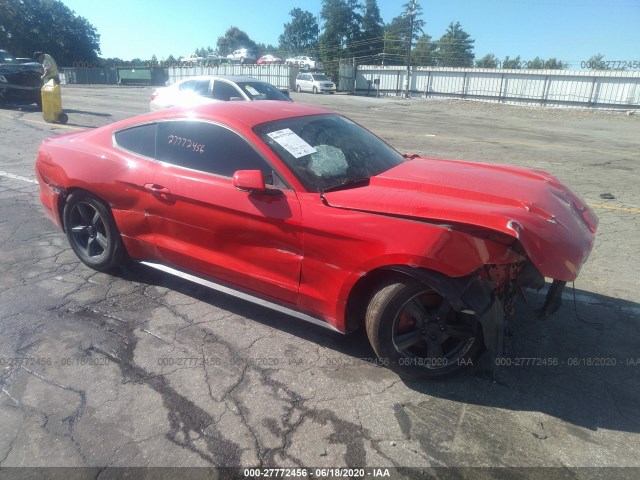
[41,80,67,123]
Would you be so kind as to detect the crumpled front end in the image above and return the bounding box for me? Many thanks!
[502,174,598,283]
[324,158,598,283]
[0,63,42,105]
[326,157,598,356]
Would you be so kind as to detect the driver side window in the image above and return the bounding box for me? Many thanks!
[212,81,243,101]
[155,121,275,180]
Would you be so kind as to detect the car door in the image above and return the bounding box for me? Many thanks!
[297,74,309,92]
[144,119,303,304]
[111,122,162,259]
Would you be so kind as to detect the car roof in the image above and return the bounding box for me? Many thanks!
[118,101,335,132]
[174,75,261,83]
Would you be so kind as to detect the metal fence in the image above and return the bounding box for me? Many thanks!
[60,64,640,109]
[61,67,167,85]
[61,65,297,90]
[345,65,640,108]
[62,67,118,84]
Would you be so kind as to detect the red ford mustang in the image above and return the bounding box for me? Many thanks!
[35,101,597,379]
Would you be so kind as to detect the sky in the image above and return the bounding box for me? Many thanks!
[59,0,640,68]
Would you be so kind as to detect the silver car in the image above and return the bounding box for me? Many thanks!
[226,48,257,64]
[295,73,336,94]
[150,75,291,111]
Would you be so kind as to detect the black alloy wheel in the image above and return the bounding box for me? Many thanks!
[63,192,126,271]
[366,278,484,379]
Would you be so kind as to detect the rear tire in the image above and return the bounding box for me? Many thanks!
[63,192,127,271]
[366,278,484,380]
[312,86,318,94]
[296,84,302,93]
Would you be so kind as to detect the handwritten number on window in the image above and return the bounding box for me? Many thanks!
[167,134,205,153]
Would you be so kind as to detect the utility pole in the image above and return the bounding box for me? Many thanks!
[404,0,416,98]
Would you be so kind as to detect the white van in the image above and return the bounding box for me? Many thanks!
[295,73,336,94]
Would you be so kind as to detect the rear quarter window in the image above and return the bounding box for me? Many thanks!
[114,123,157,158]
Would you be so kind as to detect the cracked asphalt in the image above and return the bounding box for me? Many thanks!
[0,86,639,476]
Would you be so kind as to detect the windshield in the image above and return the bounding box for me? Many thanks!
[237,81,290,101]
[0,50,17,64]
[254,114,405,192]
[312,75,330,82]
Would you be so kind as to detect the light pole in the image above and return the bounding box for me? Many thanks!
[404,0,416,98]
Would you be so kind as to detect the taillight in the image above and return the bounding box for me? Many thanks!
[151,91,158,101]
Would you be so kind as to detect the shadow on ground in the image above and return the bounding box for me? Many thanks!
[114,262,640,436]
[59,108,112,118]
[0,104,112,118]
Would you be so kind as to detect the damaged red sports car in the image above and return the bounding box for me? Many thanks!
[35,101,597,379]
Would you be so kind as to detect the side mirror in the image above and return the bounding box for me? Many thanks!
[233,170,268,193]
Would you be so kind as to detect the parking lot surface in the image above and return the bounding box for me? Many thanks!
[0,86,639,476]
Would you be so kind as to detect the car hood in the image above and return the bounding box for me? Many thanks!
[0,62,41,86]
[322,157,598,281]
[0,62,41,73]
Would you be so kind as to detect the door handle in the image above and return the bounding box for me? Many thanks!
[144,183,171,195]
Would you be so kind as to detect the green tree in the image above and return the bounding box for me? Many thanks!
[436,21,474,67]
[279,8,319,57]
[543,58,567,69]
[382,1,426,66]
[586,53,608,70]
[97,57,124,67]
[194,47,219,58]
[400,0,426,43]
[319,0,362,73]
[523,57,567,69]
[475,53,499,68]
[528,56,545,69]
[359,0,385,63]
[382,17,409,65]
[255,43,279,58]
[501,55,522,69]
[216,27,258,56]
[0,0,100,65]
[412,34,436,66]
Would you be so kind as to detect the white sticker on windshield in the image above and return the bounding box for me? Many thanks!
[267,129,316,158]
